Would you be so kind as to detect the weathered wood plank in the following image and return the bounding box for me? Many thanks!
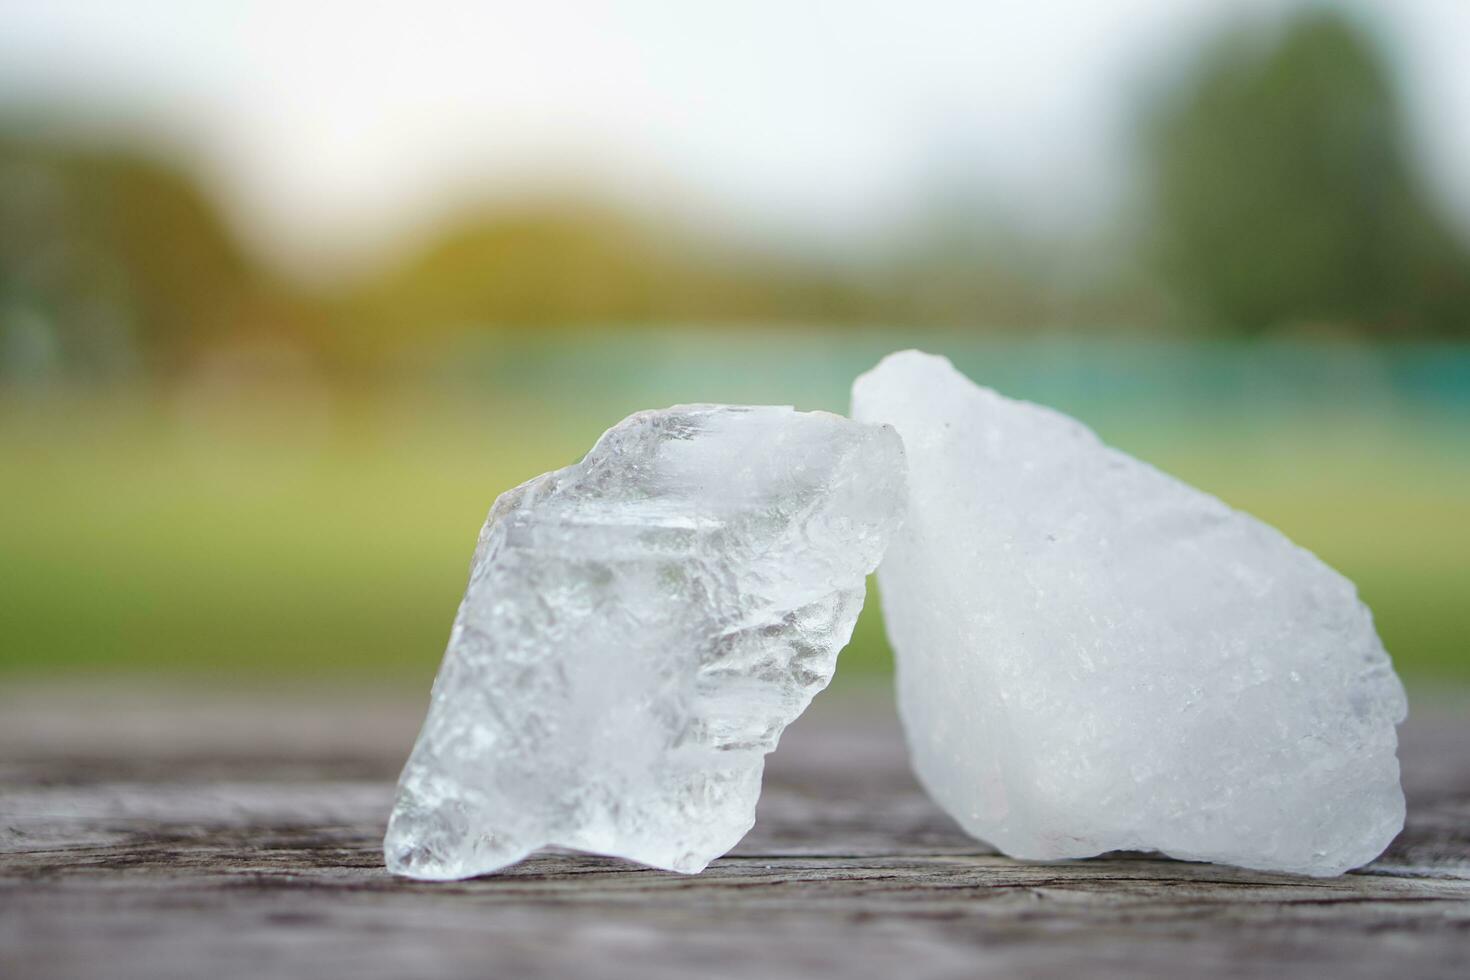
[2,682,1467,979]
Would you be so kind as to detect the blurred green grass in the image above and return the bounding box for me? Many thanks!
[2,337,1467,688]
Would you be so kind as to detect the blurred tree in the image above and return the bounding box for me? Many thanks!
[1144,10,1470,336]
[0,131,291,376]
[340,199,870,356]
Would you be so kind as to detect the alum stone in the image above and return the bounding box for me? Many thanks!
[385,405,906,879]
[852,350,1406,876]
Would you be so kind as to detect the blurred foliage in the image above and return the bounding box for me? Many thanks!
[0,11,1466,686]
[1145,10,1470,335]
[0,133,326,376]
[5,8,1470,386]
[340,200,868,364]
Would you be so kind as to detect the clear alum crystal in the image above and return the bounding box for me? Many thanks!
[852,350,1406,876]
[385,405,906,879]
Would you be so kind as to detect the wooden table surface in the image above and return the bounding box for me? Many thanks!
[2,681,1467,979]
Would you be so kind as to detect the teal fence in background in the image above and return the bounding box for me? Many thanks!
[430,331,1470,439]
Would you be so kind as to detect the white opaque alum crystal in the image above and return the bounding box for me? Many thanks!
[852,350,1406,876]
[385,405,906,879]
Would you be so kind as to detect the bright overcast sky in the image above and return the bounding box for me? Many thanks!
[2,0,1468,275]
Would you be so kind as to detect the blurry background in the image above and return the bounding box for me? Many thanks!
[1,0,1466,690]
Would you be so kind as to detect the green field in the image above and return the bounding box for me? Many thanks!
[3,335,1467,687]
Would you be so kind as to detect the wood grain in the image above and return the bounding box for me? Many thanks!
[2,682,1467,979]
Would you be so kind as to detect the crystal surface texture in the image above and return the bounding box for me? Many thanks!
[385,405,906,879]
[852,350,1405,876]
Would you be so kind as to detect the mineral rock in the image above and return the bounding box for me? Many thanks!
[852,350,1406,876]
[385,405,906,879]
